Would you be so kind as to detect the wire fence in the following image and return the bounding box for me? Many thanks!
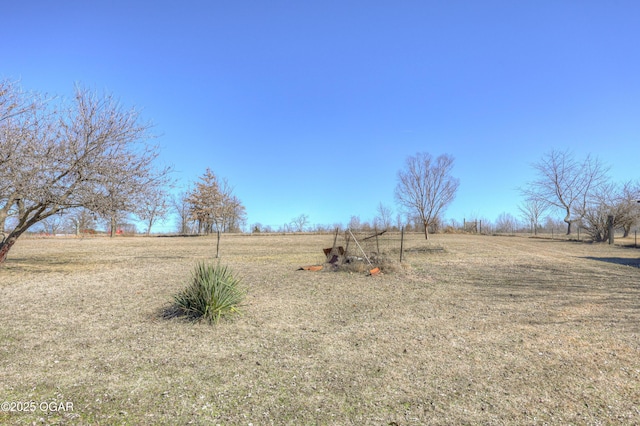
[329,226,640,263]
[322,228,446,265]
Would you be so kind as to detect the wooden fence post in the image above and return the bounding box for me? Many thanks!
[400,226,405,263]
[344,231,351,256]
[216,230,221,258]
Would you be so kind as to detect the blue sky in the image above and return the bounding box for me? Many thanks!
[3,1,640,231]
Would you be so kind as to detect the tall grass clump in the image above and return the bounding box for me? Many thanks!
[173,261,244,324]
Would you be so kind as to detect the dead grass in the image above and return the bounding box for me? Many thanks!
[0,233,639,425]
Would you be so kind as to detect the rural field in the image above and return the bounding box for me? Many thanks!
[1,232,639,425]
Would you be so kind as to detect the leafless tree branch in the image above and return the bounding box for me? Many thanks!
[521,149,609,235]
[394,152,459,239]
[0,82,170,264]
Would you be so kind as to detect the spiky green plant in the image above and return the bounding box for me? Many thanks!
[173,261,244,324]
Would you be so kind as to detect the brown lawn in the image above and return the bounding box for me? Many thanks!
[0,233,639,425]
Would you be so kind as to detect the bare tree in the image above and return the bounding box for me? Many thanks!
[374,202,393,230]
[0,81,48,238]
[348,215,362,231]
[619,181,640,237]
[40,214,65,235]
[101,184,135,238]
[103,218,137,235]
[218,178,246,232]
[290,214,309,232]
[542,216,565,235]
[137,187,170,236]
[579,181,639,242]
[0,82,170,264]
[495,212,519,234]
[522,149,609,235]
[395,213,404,231]
[395,152,460,239]
[518,198,548,235]
[173,190,194,234]
[67,208,97,236]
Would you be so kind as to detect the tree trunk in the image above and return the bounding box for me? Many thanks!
[564,209,572,235]
[607,215,614,245]
[110,216,117,237]
[423,219,429,240]
[146,217,154,236]
[0,236,17,265]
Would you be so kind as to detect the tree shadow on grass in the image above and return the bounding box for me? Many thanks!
[463,262,640,333]
[581,256,640,268]
[3,256,79,274]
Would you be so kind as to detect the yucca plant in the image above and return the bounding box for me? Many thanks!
[173,261,244,324]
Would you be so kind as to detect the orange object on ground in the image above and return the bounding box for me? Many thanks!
[299,265,323,271]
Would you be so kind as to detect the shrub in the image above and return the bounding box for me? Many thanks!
[173,261,244,324]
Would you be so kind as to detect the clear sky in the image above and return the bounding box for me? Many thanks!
[3,1,640,232]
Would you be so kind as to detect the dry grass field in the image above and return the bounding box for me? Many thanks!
[1,233,639,425]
